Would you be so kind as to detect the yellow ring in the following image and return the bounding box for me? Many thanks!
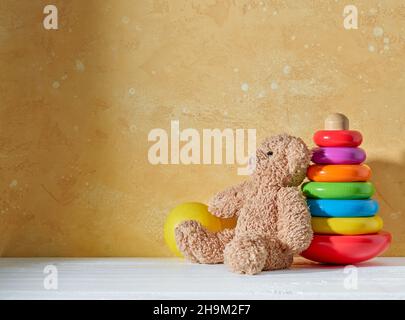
[312,216,383,235]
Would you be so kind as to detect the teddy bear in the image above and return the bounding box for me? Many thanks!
[175,134,313,274]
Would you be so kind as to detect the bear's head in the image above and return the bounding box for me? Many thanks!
[253,134,311,186]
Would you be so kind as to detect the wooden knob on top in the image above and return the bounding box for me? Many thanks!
[325,113,349,130]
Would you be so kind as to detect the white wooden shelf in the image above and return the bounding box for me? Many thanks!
[0,257,404,299]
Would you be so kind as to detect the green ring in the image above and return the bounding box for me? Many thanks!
[302,182,375,199]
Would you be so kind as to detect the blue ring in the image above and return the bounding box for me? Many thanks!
[307,199,379,217]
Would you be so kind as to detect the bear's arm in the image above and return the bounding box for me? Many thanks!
[276,187,313,254]
[208,180,250,218]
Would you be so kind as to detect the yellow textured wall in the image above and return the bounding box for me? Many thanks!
[0,0,404,257]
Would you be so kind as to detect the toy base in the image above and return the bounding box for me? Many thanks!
[301,231,391,265]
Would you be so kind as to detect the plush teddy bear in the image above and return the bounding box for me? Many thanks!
[175,134,313,275]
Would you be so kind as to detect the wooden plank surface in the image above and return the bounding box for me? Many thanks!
[0,257,404,299]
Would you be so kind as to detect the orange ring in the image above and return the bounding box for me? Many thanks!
[307,164,371,182]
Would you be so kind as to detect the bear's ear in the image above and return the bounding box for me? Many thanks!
[286,137,311,175]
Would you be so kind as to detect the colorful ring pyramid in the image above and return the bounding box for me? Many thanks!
[301,113,392,264]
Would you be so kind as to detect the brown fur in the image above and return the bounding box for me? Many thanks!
[175,134,313,274]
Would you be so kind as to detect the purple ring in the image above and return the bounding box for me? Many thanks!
[312,147,366,164]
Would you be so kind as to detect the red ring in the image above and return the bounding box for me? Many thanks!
[301,231,391,264]
[313,130,363,147]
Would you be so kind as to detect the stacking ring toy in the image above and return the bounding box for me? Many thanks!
[302,182,375,199]
[301,231,392,264]
[311,216,383,235]
[307,164,371,182]
[313,130,363,147]
[312,147,366,164]
[307,199,379,217]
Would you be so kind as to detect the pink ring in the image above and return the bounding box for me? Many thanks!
[312,147,366,164]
